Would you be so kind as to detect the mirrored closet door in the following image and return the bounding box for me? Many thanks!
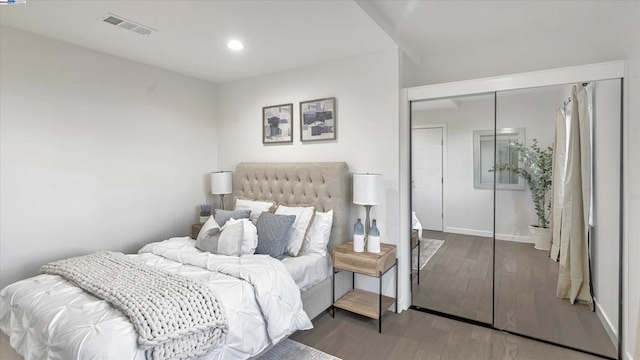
[409,70,622,359]
[410,93,495,325]
[494,80,621,358]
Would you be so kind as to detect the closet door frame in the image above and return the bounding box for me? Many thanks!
[402,60,625,360]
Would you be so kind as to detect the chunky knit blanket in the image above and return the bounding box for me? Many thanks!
[41,251,228,360]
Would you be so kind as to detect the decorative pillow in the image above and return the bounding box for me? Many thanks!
[214,209,250,227]
[275,204,316,257]
[225,218,258,255]
[195,215,220,242]
[234,198,276,224]
[196,219,244,256]
[302,209,333,257]
[255,212,296,259]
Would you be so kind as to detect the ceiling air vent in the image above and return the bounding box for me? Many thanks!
[101,13,157,36]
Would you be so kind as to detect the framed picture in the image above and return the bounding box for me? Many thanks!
[300,97,336,142]
[262,103,293,144]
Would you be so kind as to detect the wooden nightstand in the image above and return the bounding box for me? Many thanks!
[191,223,204,239]
[332,241,397,333]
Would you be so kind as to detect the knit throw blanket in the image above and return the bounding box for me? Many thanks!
[41,251,228,360]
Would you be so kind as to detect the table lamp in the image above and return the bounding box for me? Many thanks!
[353,173,383,242]
[211,171,233,210]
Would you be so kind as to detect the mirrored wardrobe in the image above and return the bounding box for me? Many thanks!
[409,64,623,359]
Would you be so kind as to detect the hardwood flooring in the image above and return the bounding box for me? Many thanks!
[291,309,602,360]
[412,231,493,324]
[494,239,616,358]
[411,231,616,358]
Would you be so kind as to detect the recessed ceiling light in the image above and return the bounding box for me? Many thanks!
[227,40,244,51]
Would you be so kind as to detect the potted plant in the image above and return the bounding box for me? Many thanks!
[494,139,554,250]
[199,204,212,224]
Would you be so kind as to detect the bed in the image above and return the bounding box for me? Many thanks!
[0,162,350,360]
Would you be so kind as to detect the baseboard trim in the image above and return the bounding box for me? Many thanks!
[446,226,533,243]
[594,297,618,347]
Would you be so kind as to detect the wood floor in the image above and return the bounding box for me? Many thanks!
[412,231,493,324]
[412,231,616,358]
[494,239,616,358]
[291,309,602,360]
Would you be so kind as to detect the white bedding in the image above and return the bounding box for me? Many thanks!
[0,237,312,360]
[281,253,331,291]
[412,211,423,240]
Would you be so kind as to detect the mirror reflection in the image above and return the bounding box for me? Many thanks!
[494,80,620,358]
[411,79,620,358]
[411,93,495,324]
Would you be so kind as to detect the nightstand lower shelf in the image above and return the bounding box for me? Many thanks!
[334,289,395,320]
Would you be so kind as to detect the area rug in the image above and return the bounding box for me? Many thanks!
[259,339,341,360]
[412,238,444,271]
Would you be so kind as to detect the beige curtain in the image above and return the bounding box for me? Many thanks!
[549,108,566,261]
[556,84,592,305]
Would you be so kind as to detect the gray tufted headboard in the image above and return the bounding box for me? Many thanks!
[234,162,349,252]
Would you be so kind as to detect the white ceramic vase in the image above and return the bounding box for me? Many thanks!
[353,234,365,252]
[367,235,380,253]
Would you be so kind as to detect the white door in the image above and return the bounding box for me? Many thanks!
[412,127,443,231]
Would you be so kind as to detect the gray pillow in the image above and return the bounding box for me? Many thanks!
[255,212,296,259]
[196,220,244,256]
[214,209,250,227]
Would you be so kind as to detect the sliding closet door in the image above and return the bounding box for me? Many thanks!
[410,93,494,324]
[494,80,620,358]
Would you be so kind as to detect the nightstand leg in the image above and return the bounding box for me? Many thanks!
[331,269,338,318]
[395,261,398,313]
[417,239,421,285]
[379,271,383,333]
[332,270,336,318]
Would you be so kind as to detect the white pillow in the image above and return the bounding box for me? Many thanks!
[234,198,276,224]
[275,204,316,257]
[216,220,244,256]
[302,210,333,257]
[224,218,258,255]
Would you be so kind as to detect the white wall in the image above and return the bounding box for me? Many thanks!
[0,27,219,289]
[412,89,558,242]
[216,49,403,306]
[495,88,559,241]
[623,12,640,359]
[412,97,494,236]
[592,78,623,344]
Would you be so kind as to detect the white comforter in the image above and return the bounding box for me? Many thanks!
[0,237,312,360]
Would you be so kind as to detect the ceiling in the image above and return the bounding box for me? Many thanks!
[1,1,636,85]
[0,0,395,83]
[362,0,636,63]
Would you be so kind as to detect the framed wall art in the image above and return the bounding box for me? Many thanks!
[299,97,336,142]
[262,103,293,144]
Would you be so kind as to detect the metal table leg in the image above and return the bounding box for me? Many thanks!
[395,260,398,313]
[379,270,383,333]
[331,269,336,318]
[417,240,421,285]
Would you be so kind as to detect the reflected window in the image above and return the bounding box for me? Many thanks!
[473,128,525,190]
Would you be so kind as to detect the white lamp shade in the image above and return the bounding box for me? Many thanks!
[353,173,383,205]
[211,171,233,195]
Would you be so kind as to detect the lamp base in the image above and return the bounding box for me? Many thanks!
[219,194,226,210]
[364,205,372,248]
